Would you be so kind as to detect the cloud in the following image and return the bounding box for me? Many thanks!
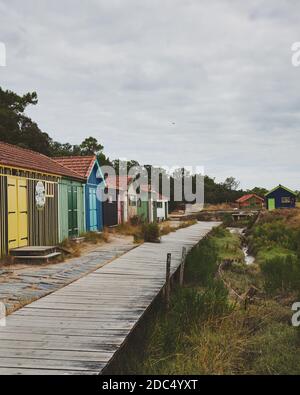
[1,0,300,189]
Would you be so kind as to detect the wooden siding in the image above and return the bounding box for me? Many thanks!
[27,180,59,246]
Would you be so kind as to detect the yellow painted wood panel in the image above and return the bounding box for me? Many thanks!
[7,177,28,250]
[7,177,18,249]
[17,179,28,247]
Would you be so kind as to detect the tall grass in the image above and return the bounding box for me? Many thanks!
[112,223,300,375]
[247,211,300,294]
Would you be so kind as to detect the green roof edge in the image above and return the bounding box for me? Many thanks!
[265,184,297,197]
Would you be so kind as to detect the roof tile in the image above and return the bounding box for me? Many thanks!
[53,156,96,179]
[0,142,84,180]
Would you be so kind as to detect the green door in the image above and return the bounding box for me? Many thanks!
[68,185,78,237]
[268,198,275,211]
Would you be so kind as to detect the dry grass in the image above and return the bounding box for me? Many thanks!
[160,223,176,236]
[113,223,144,243]
[59,228,111,258]
[204,203,236,211]
[160,219,197,236]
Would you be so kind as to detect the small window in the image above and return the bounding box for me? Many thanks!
[157,202,163,208]
[129,196,137,207]
[46,182,55,197]
[281,197,291,204]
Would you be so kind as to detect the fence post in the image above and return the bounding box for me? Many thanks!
[165,253,171,309]
[179,247,187,286]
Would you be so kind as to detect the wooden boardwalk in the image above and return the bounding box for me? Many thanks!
[0,221,219,375]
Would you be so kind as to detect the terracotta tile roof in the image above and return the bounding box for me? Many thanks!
[0,141,85,180]
[53,156,96,179]
[236,193,264,203]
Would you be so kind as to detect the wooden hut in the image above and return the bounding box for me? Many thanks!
[236,194,264,210]
[265,185,297,210]
[127,182,138,221]
[156,194,169,221]
[0,142,84,257]
[137,185,158,223]
[54,156,105,232]
[104,176,130,225]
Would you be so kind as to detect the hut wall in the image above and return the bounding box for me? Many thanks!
[27,179,59,246]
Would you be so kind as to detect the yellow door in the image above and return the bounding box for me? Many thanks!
[7,177,28,250]
[7,177,18,249]
[17,179,28,247]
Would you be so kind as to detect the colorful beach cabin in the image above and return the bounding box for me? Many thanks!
[265,185,297,211]
[127,182,138,221]
[103,176,130,226]
[136,185,158,223]
[236,194,264,210]
[156,194,169,221]
[54,156,105,232]
[0,142,84,257]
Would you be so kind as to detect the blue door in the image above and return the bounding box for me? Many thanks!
[89,187,98,231]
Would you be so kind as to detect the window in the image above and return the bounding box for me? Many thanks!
[157,202,163,208]
[45,182,55,197]
[281,197,291,204]
[129,196,137,206]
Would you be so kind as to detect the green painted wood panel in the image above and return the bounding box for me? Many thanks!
[137,199,149,222]
[58,179,85,242]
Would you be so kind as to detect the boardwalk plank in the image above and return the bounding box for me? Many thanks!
[0,222,220,375]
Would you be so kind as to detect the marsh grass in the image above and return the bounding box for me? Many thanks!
[113,224,300,375]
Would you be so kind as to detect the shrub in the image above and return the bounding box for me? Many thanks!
[142,222,160,243]
[130,215,144,226]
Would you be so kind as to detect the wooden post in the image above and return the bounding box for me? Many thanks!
[165,253,171,309]
[179,246,186,286]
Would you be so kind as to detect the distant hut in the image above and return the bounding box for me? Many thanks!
[265,184,297,210]
[236,194,264,210]
[156,194,169,221]
[127,181,138,221]
[102,176,131,226]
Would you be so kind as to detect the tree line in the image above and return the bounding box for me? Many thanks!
[0,87,268,206]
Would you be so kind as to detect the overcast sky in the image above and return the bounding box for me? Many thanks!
[1,0,300,189]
